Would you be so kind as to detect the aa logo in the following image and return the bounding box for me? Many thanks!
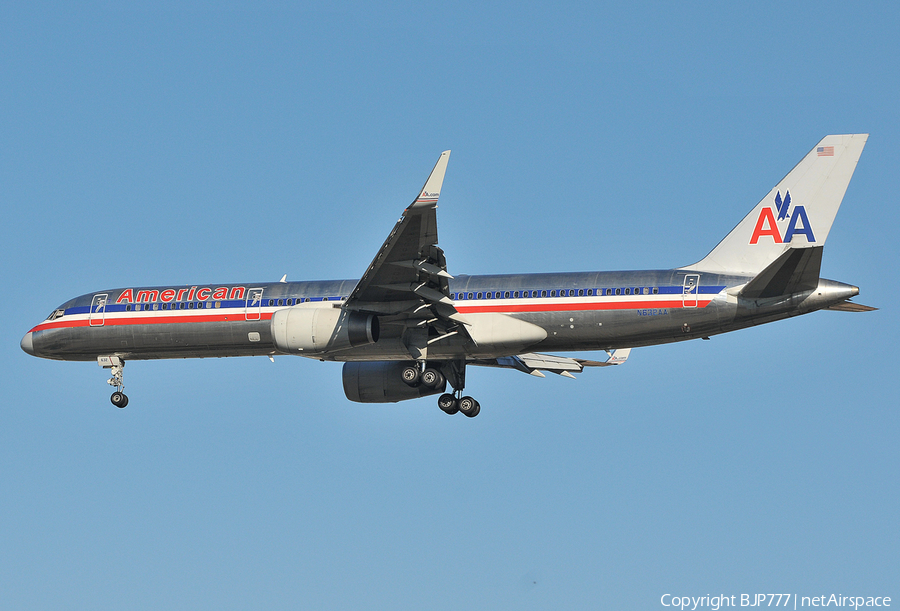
[749,190,816,244]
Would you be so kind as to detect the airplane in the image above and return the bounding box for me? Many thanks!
[21,135,875,417]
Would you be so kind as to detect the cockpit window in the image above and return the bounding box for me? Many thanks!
[46,309,65,321]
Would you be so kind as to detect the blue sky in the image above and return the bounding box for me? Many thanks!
[2,2,897,609]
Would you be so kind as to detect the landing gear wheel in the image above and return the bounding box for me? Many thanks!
[438,393,459,415]
[458,396,480,418]
[421,368,444,388]
[111,391,128,408]
[401,366,421,386]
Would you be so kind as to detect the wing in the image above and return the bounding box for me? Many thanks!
[343,152,469,357]
[471,349,632,378]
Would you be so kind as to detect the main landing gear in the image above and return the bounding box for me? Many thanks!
[437,393,480,418]
[402,361,480,418]
[98,356,128,408]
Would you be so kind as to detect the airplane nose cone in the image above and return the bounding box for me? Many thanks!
[21,331,35,356]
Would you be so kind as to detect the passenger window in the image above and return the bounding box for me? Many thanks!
[615,288,621,295]
[504,291,510,298]
[467,292,473,299]
[578,289,584,296]
[625,288,631,295]
[513,291,520,298]
[643,287,650,295]
[126,305,132,311]
[214,302,221,308]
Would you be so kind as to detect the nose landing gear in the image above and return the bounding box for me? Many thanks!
[99,356,128,408]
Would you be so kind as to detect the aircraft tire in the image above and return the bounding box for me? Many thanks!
[421,368,444,388]
[111,391,128,408]
[438,393,459,414]
[458,396,479,417]
[401,366,421,386]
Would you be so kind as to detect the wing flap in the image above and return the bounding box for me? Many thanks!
[344,151,460,322]
[472,349,632,377]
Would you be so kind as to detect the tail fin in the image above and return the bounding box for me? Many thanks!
[684,134,868,275]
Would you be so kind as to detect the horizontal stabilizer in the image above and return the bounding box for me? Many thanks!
[825,300,878,312]
[739,246,823,299]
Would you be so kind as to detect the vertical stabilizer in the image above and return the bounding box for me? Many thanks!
[684,134,867,275]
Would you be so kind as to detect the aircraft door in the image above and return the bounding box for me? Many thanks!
[89,293,109,326]
[245,288,264,321]
[682,274,700,308]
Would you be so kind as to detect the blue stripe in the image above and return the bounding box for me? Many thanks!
[66,285,727,316]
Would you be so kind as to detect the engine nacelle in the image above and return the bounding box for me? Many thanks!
[271,306,379,354]
[342,361,447,403]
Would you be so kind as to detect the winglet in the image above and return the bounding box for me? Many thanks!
[605,348,631,365]
[409,150,450,210]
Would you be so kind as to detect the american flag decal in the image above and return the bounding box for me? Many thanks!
[817,146,834,157]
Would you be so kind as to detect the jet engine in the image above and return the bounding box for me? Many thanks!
[272,306,378,354]
[342,361,447,403]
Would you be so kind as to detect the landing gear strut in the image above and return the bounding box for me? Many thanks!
[399,360,481,417]
[410,359,480,418]
[99,356,128,408]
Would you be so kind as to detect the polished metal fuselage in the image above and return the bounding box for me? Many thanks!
[24,269,858,363]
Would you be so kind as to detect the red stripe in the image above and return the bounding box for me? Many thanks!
[30,312,274,333]
[30,298,713,333]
